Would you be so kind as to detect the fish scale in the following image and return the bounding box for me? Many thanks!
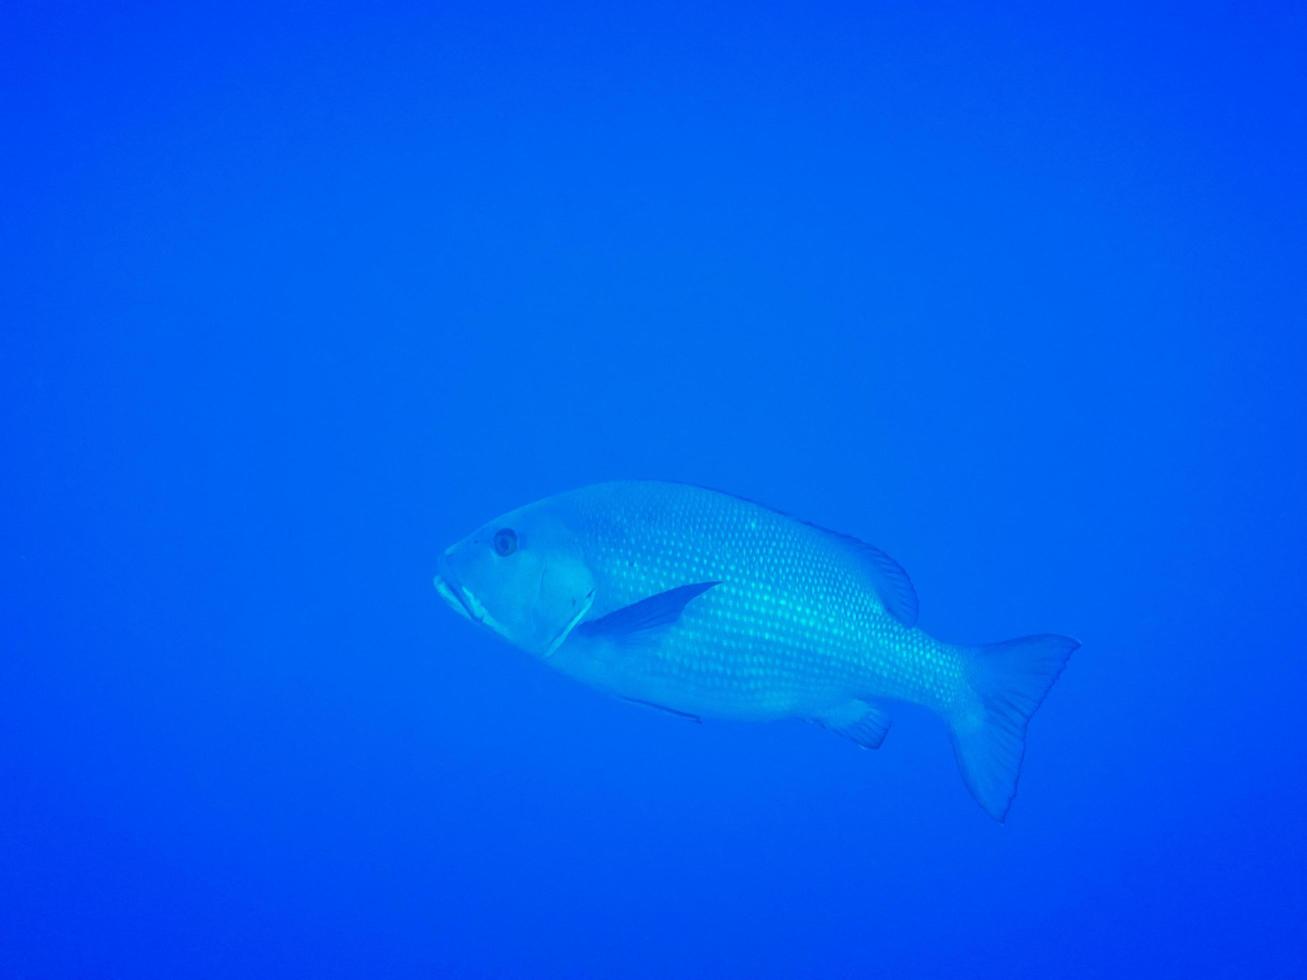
[549,482,966,719]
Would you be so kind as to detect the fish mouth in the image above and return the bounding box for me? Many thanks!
[434,574,477,621]
[434,558,484,624]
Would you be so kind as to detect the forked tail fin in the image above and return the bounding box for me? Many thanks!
[950,634,1078,821]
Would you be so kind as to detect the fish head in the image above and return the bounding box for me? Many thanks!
[435,498,595,657]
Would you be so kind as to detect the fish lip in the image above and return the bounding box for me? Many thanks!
[434,560,481,623]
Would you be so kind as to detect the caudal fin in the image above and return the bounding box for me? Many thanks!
[950,634,1078,821]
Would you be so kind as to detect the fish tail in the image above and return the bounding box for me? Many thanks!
[948,634,1078,821]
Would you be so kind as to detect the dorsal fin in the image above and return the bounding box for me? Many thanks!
[659,482,919,627]
[825,531,919,627]
[590,482,920,628]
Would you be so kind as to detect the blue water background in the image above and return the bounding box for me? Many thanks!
[4,4,1305,977]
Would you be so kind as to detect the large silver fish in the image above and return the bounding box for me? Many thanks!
[434,480,1076,820]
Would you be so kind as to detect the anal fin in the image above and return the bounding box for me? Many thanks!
[816,700,893,749]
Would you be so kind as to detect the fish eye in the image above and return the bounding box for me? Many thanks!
[492,527,518,557]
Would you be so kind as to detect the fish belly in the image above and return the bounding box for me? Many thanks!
[557,605,970,722]
[555,610,884,721]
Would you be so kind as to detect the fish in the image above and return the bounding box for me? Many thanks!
[434,480,1077,821]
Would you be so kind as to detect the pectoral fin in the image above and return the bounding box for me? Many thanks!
[576,581,720,645]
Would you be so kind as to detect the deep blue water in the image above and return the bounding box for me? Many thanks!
[4,4,1306,977]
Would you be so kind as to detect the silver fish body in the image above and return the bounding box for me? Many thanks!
[435,480,1076,820]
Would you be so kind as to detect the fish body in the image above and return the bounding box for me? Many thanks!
[435,480,1076,820]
